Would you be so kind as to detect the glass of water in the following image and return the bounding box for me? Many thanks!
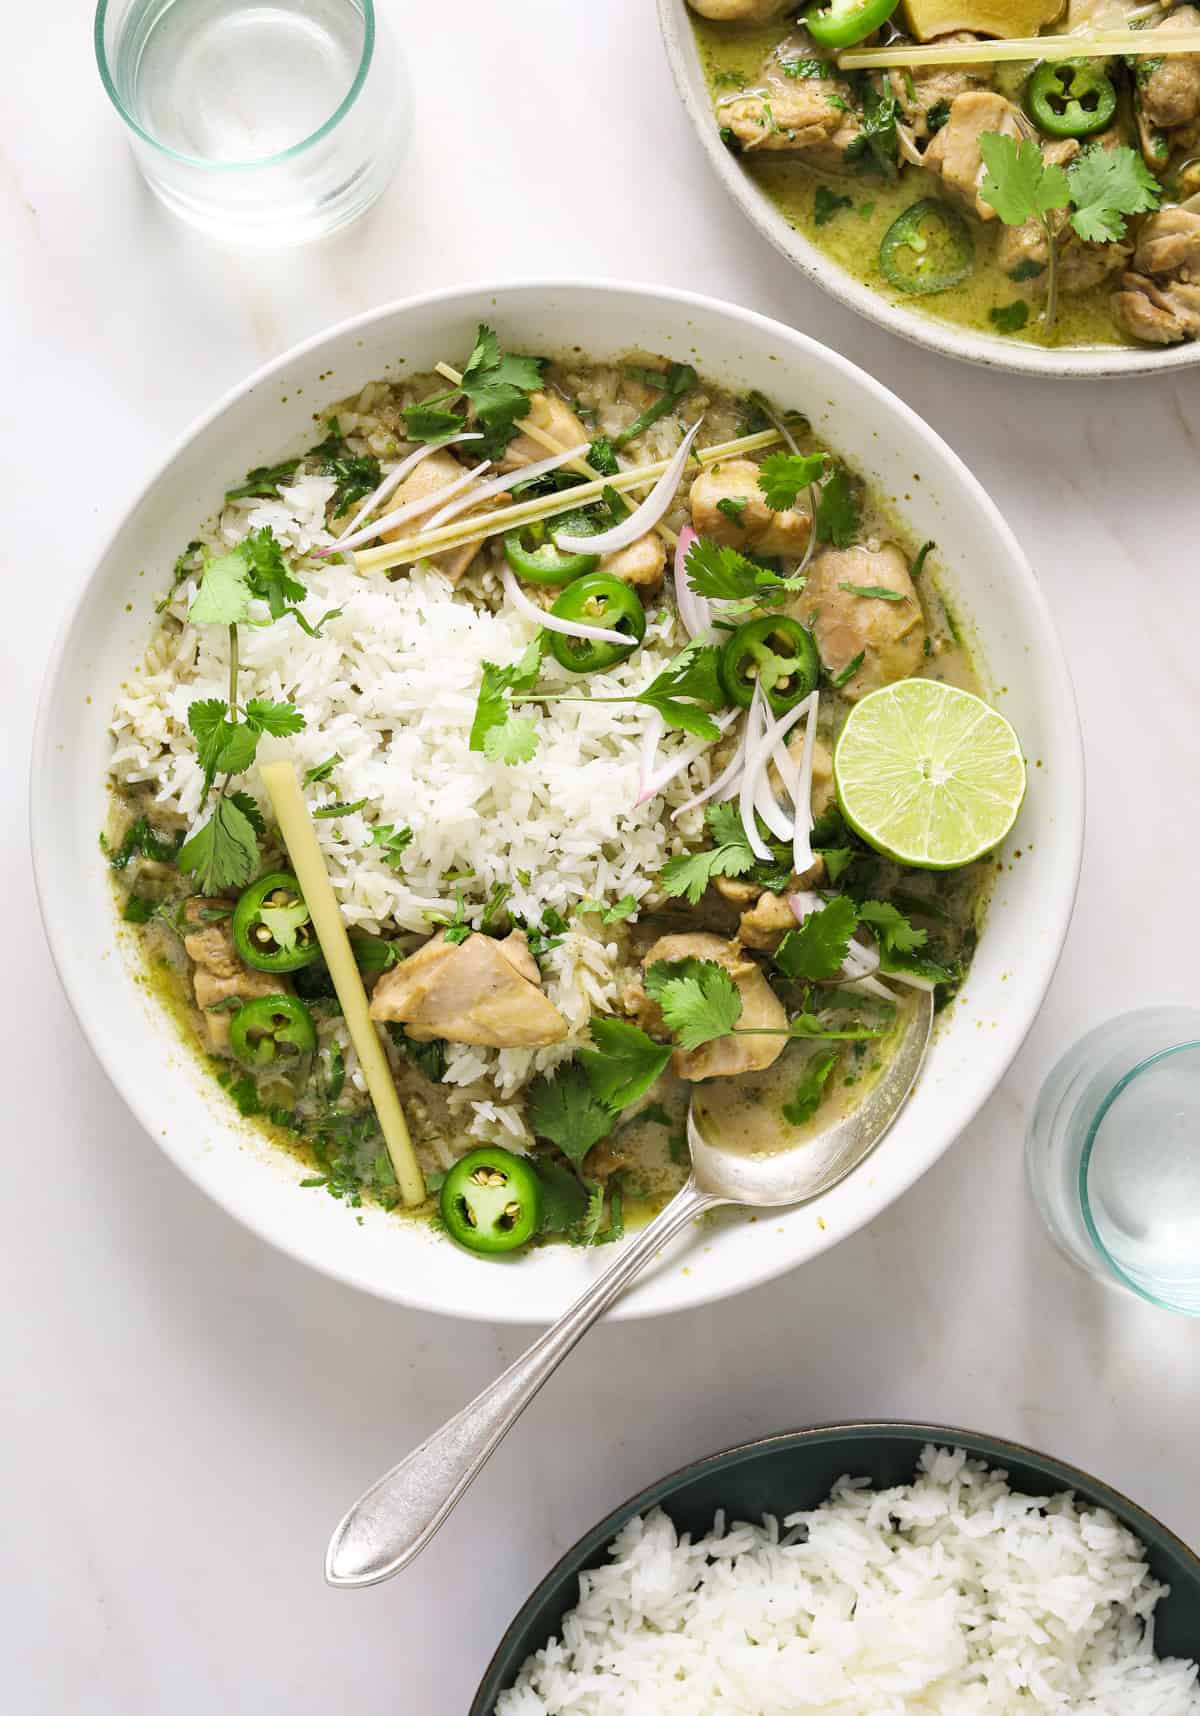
[1027,1007,1200,1315]
[95,0,408,245]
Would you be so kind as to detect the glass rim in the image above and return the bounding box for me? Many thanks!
[94,0,376,172]
[1078,1035,1200,1315]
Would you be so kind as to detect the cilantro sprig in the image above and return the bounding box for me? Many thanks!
[469,636,545,763]
[685,536,806,605]
[757,451,827,512]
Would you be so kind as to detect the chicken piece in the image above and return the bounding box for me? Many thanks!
[737,892,799,952]
[792,545,925,699]
[689,458,813,558]
[1111,208,1200,344]
[1134,206,1200,276]
[1112,270,1200,343]
[499,393,590,471]
[995,219,1130,296]
[368,930,568,1048]
[380,449,509,585]
[688,0,792,16]
[600,532,667,589]
[887,34,993,140]
[1137,8,1200,132]
[713,875,760,908]
[923,91,1023,218]
[720,77,857,156]
[639,931,788,1081]
[183,898,289,1054]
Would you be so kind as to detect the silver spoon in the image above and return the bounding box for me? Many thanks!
[325,989,933,1588]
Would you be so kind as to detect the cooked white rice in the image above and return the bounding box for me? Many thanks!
[497,1445,1200,1716]
[108,417,715,1121]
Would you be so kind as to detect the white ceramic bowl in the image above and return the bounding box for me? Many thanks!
[32,281,1083,1322]
[658,0,1200,380]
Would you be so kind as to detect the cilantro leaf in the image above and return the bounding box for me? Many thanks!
[838,581,905,601]
[716,495,748,527]
[684,535,804,603]
[102,816,183,871]
[308,423,382,516]
[774,896,858,981]
[978,132,1070,226]
[757,451,827,511]
[829,649,865,689]
[187,699,258,795]
[370,823,413,869]
[857,898,927,954]
[240,527,306,618]
[534,1158,590,1235]
[244,698,305,737]
[527,1063,614,1165]
[644,958,743,1051]
[188,550,251,625]
[225,458,301,502]
[816,467,860,549]
[635,643,727,741]
[611,363,698,452]
[660,820,756,905]
[576,894,638,924]
[226,789,266,836]
[1067,143,1160,243]
[402,403,466,445]
[579,1018,672,1110]
[814,185,852,227]
[781,1047,840,1125]
[460,325,545,459]
[177,794,260,894]
[482,714,539,765]
[989,300,1029,335]
[470,637,545,753]
[348,930,399,975]
[845,83,899,178]
[304,754,341,785]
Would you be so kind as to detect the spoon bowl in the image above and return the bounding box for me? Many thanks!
[325,991,934,1588]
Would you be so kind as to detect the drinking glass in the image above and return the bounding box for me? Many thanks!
[1026,1007,1200,1315]
[95,0,408,245]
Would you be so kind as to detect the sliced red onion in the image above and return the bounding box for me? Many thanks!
[320,461,492,555]
[673,526,718,644]
[553,419,703,556]
[500,566,629,646]
[842,939,880,979]
[336,434,483,542]
[671,717,747,821]
[841,973,897,1002]
[637,710,739,807]
[422,442,589,530]
[796,482,821,579]
[880,967,937,993]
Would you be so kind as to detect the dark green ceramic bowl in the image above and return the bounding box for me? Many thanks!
[471,1420,1200,1714]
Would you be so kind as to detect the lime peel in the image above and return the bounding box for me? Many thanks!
[833,679,1026,869]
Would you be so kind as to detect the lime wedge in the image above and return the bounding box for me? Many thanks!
[833,679,1025,868]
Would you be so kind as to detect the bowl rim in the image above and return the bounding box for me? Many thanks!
[471,1418,1200,1712]
[31,277,1084,1320]
[656,0,1200,381]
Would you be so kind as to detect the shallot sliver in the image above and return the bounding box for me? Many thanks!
[637,710,739,806]
[737,689,773,861]
[500,566,629,646]
[741,688,816,859]
[553,420,704,556]
[323,461,492,554]
[423,442,590,530]
[790,690,821,876]
[336,434,483,542]
[671,720,748,821]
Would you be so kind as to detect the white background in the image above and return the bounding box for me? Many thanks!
[5,2,1200,1711]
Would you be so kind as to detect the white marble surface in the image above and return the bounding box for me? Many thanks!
[5,1,1200,1710]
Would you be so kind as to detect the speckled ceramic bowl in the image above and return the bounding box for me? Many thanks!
[658,0,1200,379]
[472,1421,1200,1711]
[32,281,1082,1323]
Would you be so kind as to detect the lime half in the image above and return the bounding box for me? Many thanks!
[833,679,1026,868]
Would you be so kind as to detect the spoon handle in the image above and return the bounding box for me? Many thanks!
[325,1176,720,1587]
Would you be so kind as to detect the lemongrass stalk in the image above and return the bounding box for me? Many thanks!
[838,28,1200,66]
[259,758,425,1207]
[354,429,784,575]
